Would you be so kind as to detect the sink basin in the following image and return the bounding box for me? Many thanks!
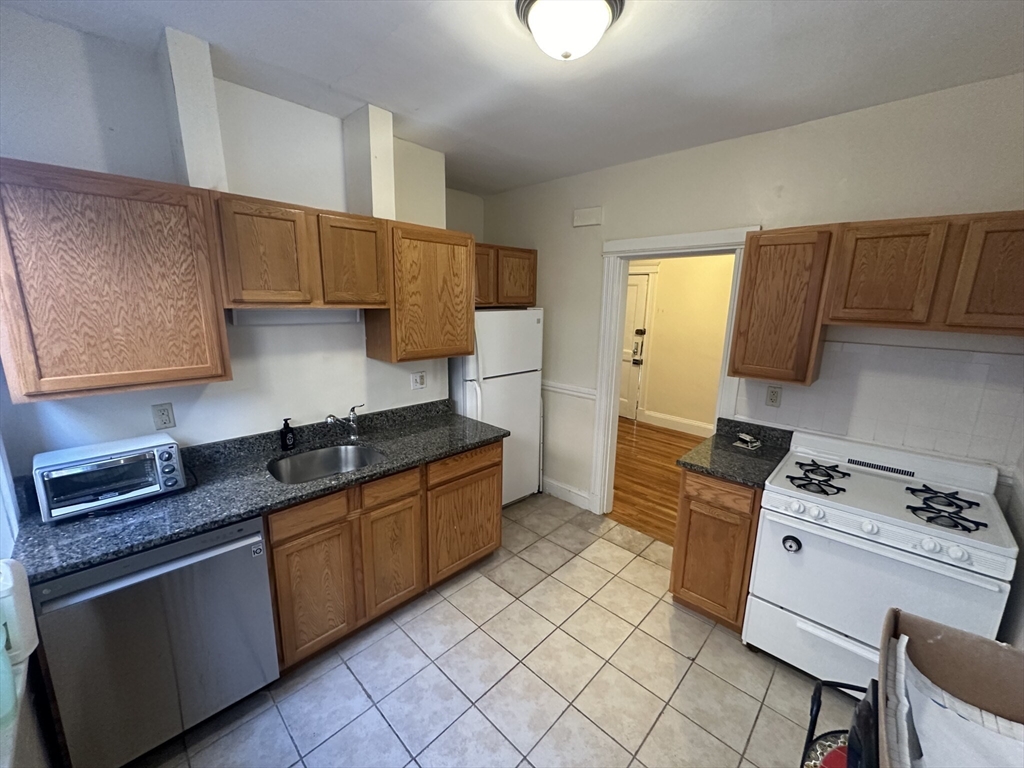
[268,444,386,484]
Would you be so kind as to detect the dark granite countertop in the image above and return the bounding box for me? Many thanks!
[676,418,792,489]
[13,400,508,585]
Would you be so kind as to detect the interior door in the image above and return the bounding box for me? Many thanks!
[619,274,649,419]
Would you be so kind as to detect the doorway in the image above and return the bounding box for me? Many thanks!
[619,272,652,420]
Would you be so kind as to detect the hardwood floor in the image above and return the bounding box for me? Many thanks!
[610,417,704,544]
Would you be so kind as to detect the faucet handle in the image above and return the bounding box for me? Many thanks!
[349,404,364,418]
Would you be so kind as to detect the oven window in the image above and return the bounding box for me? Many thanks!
[45,454,159,510]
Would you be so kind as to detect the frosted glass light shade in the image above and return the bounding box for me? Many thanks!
[526,0,613,61]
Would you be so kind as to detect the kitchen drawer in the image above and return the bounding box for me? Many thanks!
[361,468,421,510]
[427,443,503,488]
[683,472,755,515]
[268,491,350,544]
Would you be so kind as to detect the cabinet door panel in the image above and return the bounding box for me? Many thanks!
[728,229,831,383]
[671,499,751,625]
[0,161,228,399]
[427,465,501,584]
[219,197,312,304]
[497,248,537,306]
[361,495,425,618]
[475,245,497,306]
[319,213,389,306]
[828,221,947,323]
[273,519,359,667]
[947,215,1024,330]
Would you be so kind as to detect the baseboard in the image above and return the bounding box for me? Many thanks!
[542,477,595,512]
[636,409,715,438]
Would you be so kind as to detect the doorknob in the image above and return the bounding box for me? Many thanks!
[632,342,639,356]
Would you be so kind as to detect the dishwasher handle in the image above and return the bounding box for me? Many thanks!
[38,534,265,614]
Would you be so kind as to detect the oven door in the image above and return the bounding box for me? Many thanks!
[42,451,161,518]
[749,510,1010,646]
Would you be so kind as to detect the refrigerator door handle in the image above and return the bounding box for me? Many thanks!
[470,379,484,421]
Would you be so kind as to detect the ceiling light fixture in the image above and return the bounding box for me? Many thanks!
[516,0,624,61]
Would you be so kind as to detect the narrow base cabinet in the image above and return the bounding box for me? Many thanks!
[670,470,761,633]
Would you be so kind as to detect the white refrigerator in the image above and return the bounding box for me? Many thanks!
[450,308,543,506]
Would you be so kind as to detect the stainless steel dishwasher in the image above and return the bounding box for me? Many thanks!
[31,518,279,768]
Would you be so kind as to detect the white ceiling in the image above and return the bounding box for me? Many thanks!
[4,0,1023,194]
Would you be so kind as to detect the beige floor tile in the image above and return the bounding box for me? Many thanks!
[523,629,603,700]
[348,629,431,701]
[304,707,410,768]
[694,627,775,700]
[764,664,857,734]
[575,665,664,753]
[520,577,587,625]
[551,557,614,597]
[127,736,188,768]
[335,617,399,660]
[519,509,567,537]
[503,520,542,553]
[637,707,740,768]
[592,577,659,625]
[185,691,274,755]
[638,601,714,659]
[640,541,674,569]
[610,629,691,701]
[568,511,618,536]
[479,547,515,573]
[628,760,647,768]
[519,539,575,573]
[478,665,568,754]
[418,707,522,768]
[545,524,598,554]
[669,665,759,753]
[578,539,635,574]
[527,707,631,768]
[617,558,671,596]
[436,567,483,598]
[487,557,548,597]
[503,500,538,523]
[436,629,518,701]
[744,706,805,768]
[483,601,556,658]
[379,665,471,756]
[561,602,633,659]
[404,600,476,659]
[448,576,516,625]
[279,664,373,755]
[390,590,444,625]
[191,706,298,768]
[602,525,654,554]
[269,650,343,703]
[740,760,758,768]
[543,500,583,523]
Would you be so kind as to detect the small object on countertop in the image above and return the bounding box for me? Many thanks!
[0,560,38,664]
[733,432,762,451]
[280,419,296,451]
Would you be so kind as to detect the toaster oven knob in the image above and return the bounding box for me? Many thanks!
[861,521,879,535]
[161,464,176,474]
[920,538,940,553]
[163,477,179,488]
[947,545,969,562]
[159,450,173,462]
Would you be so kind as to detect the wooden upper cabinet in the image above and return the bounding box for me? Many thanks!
[497,247,537,306]
[946,214,1024,330]
[827,220,948,323]
[365,222,475,362]
[475,245,498,306]
[361,494,425,619]
[728,228,832,384]
[319,213,389,306]
[0,158,230,402]
[219,195,314,304]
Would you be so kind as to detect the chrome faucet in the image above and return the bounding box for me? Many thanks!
[346,404,364,437]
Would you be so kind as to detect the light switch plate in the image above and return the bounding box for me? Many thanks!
[411,371,426,390]
[152,403,176,429]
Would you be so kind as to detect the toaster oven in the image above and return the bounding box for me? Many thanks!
[33,434,184,522]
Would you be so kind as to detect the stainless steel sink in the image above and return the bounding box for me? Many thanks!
[267,444,386,484]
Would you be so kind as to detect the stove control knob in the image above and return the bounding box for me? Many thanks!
[809,507,825,520]
[920,538,941,553]
[861,521,879,535]
[787,501,805,515]
[948,545,969,562]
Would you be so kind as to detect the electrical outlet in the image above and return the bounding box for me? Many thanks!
[765,386,782,408]
[151,403,176,430]
[410,371,426,390]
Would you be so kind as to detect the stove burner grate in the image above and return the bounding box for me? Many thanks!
[905,484,986,533]
[786,460,850,496]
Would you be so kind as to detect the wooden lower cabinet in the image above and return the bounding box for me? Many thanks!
[670,470,760,633]
[426,465,502,584]
[361,495,425,619]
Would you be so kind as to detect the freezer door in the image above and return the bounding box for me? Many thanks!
[480,370,542,505]
[475,308,543,379]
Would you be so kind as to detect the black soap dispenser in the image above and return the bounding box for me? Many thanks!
[280,419,296,451]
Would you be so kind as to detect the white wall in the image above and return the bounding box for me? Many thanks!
[484,73,1024,499]
[446,189,486,241]
[394,138,445,228]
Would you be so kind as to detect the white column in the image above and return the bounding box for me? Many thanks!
[343,104,395,218]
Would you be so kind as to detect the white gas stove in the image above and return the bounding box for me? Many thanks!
[743,433,1018,688]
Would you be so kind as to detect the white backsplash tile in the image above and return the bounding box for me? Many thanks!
[732,341,1024,471]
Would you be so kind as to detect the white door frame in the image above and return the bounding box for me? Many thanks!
[591,226,760,515]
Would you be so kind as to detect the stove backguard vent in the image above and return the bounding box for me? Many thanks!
[847,458,915,477]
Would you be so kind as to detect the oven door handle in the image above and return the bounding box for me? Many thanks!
[761,510,1005,592]
[796,619,879,662]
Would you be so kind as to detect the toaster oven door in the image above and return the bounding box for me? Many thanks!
[43,452,161,517]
